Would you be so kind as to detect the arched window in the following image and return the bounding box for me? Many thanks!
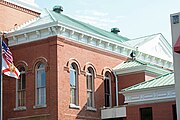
[86,67,94,107]
[70,63,78,105]
[16,66,26,108]
[104,71,112,107]
[35,63,46,106]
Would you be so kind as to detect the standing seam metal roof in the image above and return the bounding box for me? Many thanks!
[113,59,147,70]
[21,9,129,43]
[121,72,174,92]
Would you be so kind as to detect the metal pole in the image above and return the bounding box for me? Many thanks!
[0,36,2,120]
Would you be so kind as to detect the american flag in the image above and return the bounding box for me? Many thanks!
[2,41,13,63]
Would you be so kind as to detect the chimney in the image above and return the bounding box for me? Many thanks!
[111,28,120,34]
[53,5,63,13]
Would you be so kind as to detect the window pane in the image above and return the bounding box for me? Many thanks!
[87,92,92,107]
[17,66,26,107]
[18,78,21,90]
[19,67,25,72]
[37,87,46,105]
[70,69,76,87]
[105,94,110,107]
[22,90,26,106]
[70,63,78,105]
[37,70,41,87]
[87,75,92,90]
[86,67,94,107]
[18,91,21,106]
[173,105,177,120]
[40,87,46,105]
[36,63,46,105]
[107,79,110,93]
[37,88,40,104]
[70,88,76,104]
[22,73,26,89]
[18,91,25,106]
[37,69,46,87]
[41,71,46,87]
[104,72,111,107]
[140,107,153,120]
[38,64,44,69]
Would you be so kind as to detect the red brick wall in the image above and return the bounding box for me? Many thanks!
[56,37,126,119]
[4,36,127,120]
[0,1,39,31]
[118,72,145,105]
[126,101,176,120]
[4,36,58,120]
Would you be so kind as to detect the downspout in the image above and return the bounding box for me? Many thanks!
[113,71,119,106]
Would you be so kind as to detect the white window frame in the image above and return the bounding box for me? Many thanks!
[70,63,79,108]
[14,66,26,111]
[86,67,96,110]
[34,63,46,108]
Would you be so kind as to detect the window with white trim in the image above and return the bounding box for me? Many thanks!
[16,66,26,108]
[35,63,46,106]
[70,63,78,106]
[104,72,112,107]
[86,67,94,107]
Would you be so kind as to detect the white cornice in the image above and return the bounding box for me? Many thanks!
[122,85,175,105]
[5,21,173,70]
[114,64,171,75]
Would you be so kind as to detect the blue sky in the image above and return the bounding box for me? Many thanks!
[34,0,180,44]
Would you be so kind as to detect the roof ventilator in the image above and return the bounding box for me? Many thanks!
[53,5,63,13]
[111,28,120,34]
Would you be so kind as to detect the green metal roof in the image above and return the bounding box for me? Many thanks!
[121,72,174,92]
[113,59,171,75]
[113,59,146,70]
[22,9,129,43]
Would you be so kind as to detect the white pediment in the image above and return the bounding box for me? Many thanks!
[126,34,173,62]
[138,35,172,62]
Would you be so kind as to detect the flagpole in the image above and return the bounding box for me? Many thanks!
[0,34,2,120]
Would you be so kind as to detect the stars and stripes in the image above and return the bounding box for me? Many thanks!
[2,41,13,63]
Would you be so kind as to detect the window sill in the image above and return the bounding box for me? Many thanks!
[86,106,97,112]
[69,104,80,109]
[14,106,26,111]
[33,104,47,109]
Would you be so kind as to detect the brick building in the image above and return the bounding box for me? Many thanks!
[0,0,40,31]
[2,2,177,120]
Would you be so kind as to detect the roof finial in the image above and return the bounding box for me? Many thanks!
[130,50,136,60]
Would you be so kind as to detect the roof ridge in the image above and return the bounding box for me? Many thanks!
[46,9,57,22]
[65,14,128,41]
[7,16,39,32]
[49,10,129,42]
[129,33,161,41]
[125,59,146,65]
